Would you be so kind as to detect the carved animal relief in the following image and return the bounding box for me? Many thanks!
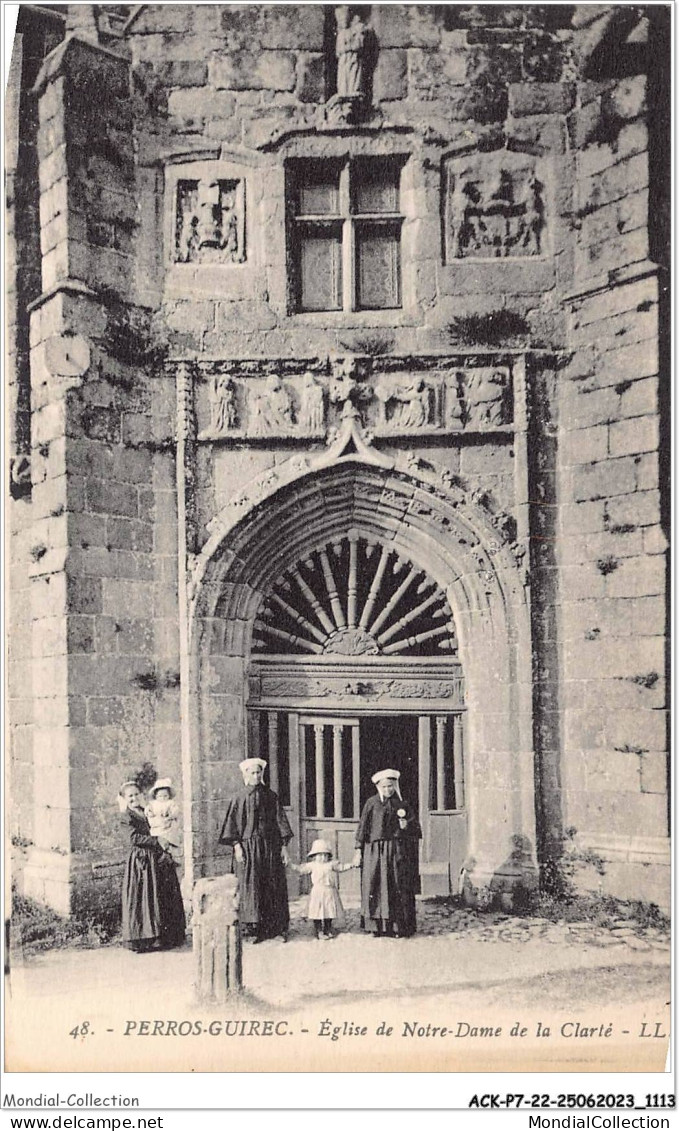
[444,162,545,261]
[175,178,245,265]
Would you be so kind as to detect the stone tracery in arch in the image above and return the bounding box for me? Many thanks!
[253,530,458,657]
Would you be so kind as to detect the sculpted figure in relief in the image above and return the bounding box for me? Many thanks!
[177,188,200,263]
[521,172,544,256]
[196,179,223,248]
[220,186,240,260]
[445,372,465,431]
[377,377,431,431]
[210,374,238,434]
[248,375,294,436]
[329,356,372,421]
[176,179,243,264]
[465,369,509,428]
[298,372,326,432]
[336,6,368,97]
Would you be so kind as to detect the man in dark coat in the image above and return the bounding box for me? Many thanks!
[218,758,293,943]
[353,768,422,938]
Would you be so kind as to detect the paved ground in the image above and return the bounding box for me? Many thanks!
[7,898,670,1074]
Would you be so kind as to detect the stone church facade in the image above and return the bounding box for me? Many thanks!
[6,4,670,919]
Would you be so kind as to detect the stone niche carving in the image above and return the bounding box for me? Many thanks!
[323,5,374,125]
[196,357,514,442]
[174,177,245,265]
[443,151,546,262]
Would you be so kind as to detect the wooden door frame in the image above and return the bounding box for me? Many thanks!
[248,700,467,894]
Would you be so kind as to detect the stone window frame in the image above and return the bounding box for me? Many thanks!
[269,136,427,328]
[287,155,406,314]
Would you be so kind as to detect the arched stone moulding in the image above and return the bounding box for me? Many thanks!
[189,444,537,903]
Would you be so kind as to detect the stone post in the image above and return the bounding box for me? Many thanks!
[193,875,243,1002]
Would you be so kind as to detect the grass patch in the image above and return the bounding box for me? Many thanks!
[10,890,120,956]
[525,891,669,930]
[446,310,530,347]
[422,891,669,931]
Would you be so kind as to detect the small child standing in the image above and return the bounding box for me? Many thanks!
[289,838,357,940]
[145,779,182,864]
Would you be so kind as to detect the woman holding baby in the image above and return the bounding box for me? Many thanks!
[118,776,185,953]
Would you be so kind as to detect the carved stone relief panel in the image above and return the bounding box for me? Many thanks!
[195,356,514,441]
[249,665,466,708]
[254,673,466,706]
[164,159,254,280]
[443,151,547,262]
[198,370,324,440]
[175,177,245,265]
[451,367,513,429]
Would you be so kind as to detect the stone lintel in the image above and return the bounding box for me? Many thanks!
[161,146,223,168]
[259,120,415,155]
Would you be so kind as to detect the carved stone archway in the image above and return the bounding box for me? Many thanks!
[187,449,537,902]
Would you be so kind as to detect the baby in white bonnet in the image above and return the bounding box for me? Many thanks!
[145,778,182,862]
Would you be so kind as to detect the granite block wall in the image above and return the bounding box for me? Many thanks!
[556,21,669,901]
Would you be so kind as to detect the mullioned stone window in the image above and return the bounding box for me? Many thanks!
[288,156,405,312]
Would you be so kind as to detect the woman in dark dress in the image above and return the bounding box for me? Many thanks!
[119,780,186,953]
[218,758,293,943]
[353,768,422,938]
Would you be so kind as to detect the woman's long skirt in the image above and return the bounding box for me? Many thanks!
[235,834,289,939]
[360,839,418,936]
[122,846,186,950]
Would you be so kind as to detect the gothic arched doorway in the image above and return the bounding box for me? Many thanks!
[190,455,537,903]
[248,529,467,896]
